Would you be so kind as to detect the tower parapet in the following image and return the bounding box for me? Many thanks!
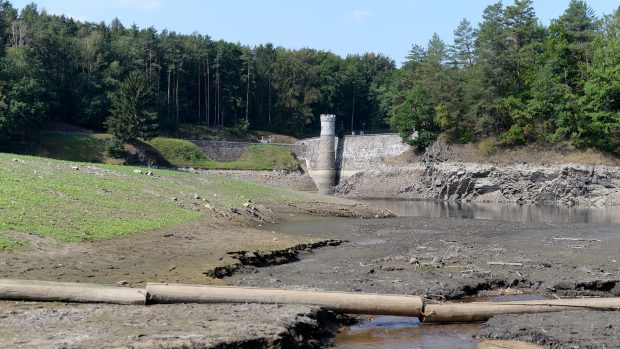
[315,114,337,194]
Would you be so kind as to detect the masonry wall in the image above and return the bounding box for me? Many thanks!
[191,140,299,162]
[297,134,410,182]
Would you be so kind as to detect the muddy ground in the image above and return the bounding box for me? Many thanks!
[0,201,383,349]
[231,216,620,348]
[0,301,341,349]
[1,198,619,348]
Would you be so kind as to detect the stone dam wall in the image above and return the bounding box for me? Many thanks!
[296,133,411,182]
[191,140,300,162]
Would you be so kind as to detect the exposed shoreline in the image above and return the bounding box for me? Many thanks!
[2,160,620,348]
[332,162,620,207]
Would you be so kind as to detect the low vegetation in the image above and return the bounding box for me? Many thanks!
[0,236,30,252]
[22,133,299,171]
[30,133,122,165]
[0,153,304,244]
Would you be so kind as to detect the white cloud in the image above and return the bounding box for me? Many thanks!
[349,10,372,24]
[116,0,163,11]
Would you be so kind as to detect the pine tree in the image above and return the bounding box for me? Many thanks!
[449,18,476,68]
[105,70,158,142]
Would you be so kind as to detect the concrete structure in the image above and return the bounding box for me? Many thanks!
[297,132,410,190]
[191,140,299,162]
[314,114,337,193]
[189,122,411,194]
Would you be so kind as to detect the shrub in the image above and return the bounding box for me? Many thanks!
[478,138,497,155]
[106,138,127,158]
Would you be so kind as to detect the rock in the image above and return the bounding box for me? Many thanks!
[332,162,620,207]
[146,171,154,176]
[193,194,200,199]
[132,169,143,174]
[242,202,251,208]
[431,257,444,268]
[171,197,178,202]
[204,203,214,210]
[71,166,79,171]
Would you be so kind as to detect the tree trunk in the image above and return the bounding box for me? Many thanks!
[146,284,423,317]
[351,87,356,132]
[205,58,210,127]
[167,68,172,118]
[175,68,180,122]
[268,77,272,125]
[197,62,201,124]
[246,58,250,122]
[0,279,145,305]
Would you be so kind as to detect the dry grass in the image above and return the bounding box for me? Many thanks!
[384,140,620,166]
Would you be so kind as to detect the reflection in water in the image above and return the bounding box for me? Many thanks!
[333,295,547,349]
[363,200,620,224]
[333,316,480,349]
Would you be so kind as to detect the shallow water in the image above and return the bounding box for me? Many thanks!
[363,199,620,224]
[333,295,547,349]
[333,317,481,349]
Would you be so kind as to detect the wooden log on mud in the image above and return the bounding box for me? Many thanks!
[420,297,620,323]
[0,279,146,305]
[146,283,424,316]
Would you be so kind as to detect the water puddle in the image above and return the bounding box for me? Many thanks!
[334,316,481,349]
[333,293,547,349]
[354,239,386,246]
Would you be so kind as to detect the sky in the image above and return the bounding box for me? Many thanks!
[10,0,620,65]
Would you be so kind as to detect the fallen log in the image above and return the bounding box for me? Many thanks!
[486,262,523,266]
[420,297,620,323]
[553,237,601,242]
[146,283,424,316]
[0,279,146,305]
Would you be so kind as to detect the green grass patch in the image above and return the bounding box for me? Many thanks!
[0,236,30,252]
[0,153,304,242]
[147,137,299,170]
[146,137,214,168]
[30,133,123,165]
[20,133,298,171]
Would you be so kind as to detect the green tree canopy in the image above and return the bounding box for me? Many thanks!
[105,70,158,142]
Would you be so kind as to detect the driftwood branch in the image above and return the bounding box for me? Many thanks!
[553,237,601,242]
[487,262,523,267]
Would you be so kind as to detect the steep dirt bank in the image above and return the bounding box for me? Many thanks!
[333,162,620,206]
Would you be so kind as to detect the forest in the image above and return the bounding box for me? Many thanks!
[0,0,618,154]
